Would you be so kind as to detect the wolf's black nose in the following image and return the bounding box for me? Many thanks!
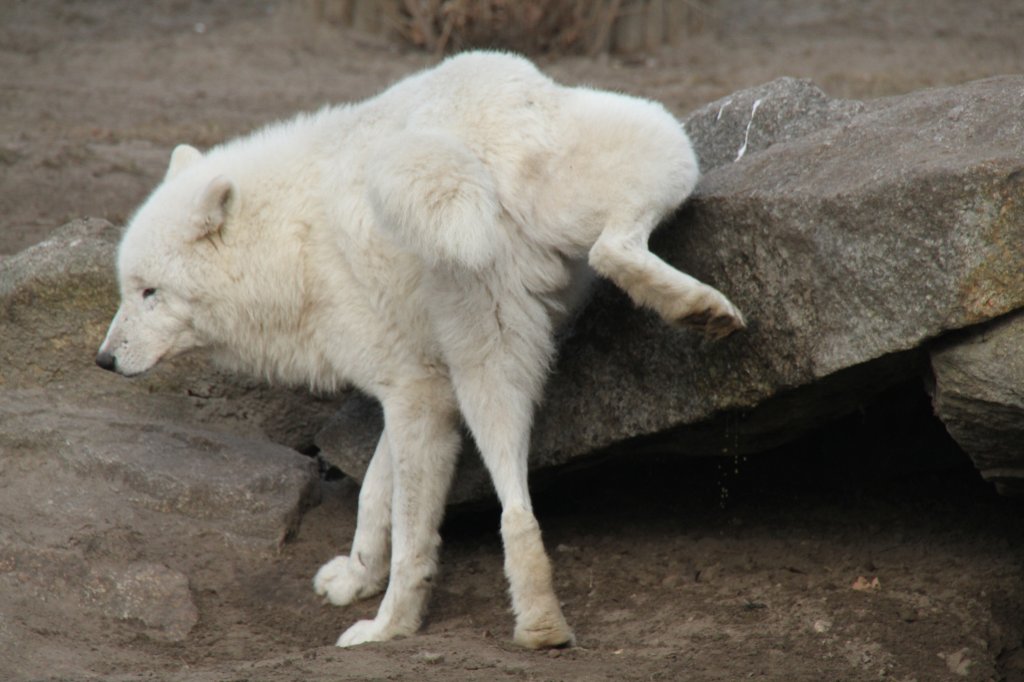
[95,351,117,372]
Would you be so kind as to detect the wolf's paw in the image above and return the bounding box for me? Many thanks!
[675,295,746,341]
[313,555,385,607]
[335,618,411,648]
[513,613,576,650]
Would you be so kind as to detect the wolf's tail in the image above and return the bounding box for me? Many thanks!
[366,130,503,270]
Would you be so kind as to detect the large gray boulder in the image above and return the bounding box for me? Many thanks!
[318,76,1024,501]
[930,311,1024,495]
[540,75,1024,454]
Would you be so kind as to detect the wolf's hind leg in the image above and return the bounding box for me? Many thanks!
[335,380,461,647]
[435,272,574,649]
[588,214,745,339]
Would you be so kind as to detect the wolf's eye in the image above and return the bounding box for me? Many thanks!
[142,288,157,299]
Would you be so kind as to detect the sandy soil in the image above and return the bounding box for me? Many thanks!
[2,2,1024,680]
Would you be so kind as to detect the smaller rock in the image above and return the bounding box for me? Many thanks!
[930,311,1024,494]
[851,576,880,592]
[941,647,973,677]
[0,390,321,547]
[85,562,198,642]
[683,77,862,174]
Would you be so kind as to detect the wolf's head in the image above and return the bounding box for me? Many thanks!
[96,144,239,376]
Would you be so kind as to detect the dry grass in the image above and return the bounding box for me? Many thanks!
[387,0,624,56]
[308,0,715,56]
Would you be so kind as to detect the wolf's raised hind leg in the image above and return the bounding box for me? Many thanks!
[588,213,745,339]
[314,431,393,607]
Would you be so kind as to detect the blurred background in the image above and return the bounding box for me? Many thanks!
[1,0,1022,255]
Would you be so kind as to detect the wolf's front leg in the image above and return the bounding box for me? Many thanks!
[335,380,461,647]
[314,431,393,607]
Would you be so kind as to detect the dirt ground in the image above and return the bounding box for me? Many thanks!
[2,1,1024,680]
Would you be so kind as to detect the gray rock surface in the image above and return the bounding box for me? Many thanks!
[0,388,320,661]
[930,311,1024,495]
[684,77,863,174]
[0,390,321,545]
[538,75,1024,453]
[318,76,1024,501]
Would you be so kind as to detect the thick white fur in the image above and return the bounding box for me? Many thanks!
[96,52,744,649]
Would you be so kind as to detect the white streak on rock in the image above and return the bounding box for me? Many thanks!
[735,98,764,161]
[716,98,732,121]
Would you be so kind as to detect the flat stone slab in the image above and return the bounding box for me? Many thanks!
[0,389,320,654]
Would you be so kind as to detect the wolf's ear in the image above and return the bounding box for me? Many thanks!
[166,144,203,180]
[188,175,237,242]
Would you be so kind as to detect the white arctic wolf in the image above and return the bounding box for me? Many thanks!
[96,51,744,648]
